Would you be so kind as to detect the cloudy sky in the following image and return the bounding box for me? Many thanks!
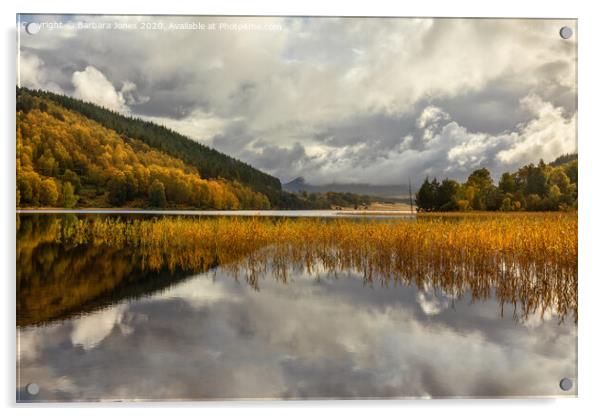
[18,15,577,185]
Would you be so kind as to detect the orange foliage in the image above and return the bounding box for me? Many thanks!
[16,97,270,209]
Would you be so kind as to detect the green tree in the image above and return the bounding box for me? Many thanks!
[549,186,561,199]
[416,178,437,211]
[482,186,502,211]
[436,179,459,211]
[107,173,128,206]
[62,169,82,192]
[564,160,578,184]
[500,197,513,211]
[124,171,139,200]
[526,194,542,211]
[149,180,167,208]
[36,150,58,176]
[16,93,35,113]
[521,161,548,197]
[498,172,516,194]
[548,168,570,193]
[61,182,78,208]
[467,168,496,210]
[467,168,493,189]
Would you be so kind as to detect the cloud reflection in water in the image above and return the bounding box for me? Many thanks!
[17,265,576,401]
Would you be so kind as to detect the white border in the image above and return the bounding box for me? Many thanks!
[3,1,601,415]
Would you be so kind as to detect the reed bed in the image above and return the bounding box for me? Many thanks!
[21,212,577,324]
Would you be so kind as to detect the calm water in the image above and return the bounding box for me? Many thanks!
[16,214,577,401]
[16,209,414,218]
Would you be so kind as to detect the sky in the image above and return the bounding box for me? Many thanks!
[18,15,577,185]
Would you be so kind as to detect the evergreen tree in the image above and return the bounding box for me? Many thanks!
[416,178,436,211]
[437,179,459,211]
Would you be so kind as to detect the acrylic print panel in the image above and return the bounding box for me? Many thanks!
[16,15,577,401]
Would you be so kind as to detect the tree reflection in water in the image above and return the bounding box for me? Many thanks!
[17,213,577,327]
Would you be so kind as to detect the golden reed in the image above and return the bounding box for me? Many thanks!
[18,213,577,325]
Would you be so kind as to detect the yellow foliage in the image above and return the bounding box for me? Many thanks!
[16,100,270,209]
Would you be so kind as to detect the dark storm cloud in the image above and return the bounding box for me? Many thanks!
[245,141,309,172]
[18,15,577,184]
[318,112,417,148]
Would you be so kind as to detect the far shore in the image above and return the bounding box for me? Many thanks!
[16,208,415,217]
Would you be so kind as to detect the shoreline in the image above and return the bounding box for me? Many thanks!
[16,209,416,217]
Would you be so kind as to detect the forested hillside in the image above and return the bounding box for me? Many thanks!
[17,88,284,203]
[415,155,578,212]
[16,92,271,209]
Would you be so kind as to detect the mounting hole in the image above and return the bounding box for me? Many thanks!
[559,26,573,40]
[559,378,573,391]
[25,22,41,35]
[26,383,39,395]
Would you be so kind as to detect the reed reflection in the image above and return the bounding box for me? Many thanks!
[17,213,577,327]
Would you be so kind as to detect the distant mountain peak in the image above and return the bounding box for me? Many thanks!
[283,177,309,192]
[283,177,408,198]
[286,177,306,184]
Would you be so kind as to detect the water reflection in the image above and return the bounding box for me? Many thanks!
[17,214,577,326]
[16,214,577,400]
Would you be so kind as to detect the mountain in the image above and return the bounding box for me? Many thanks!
[283,177,410,199]
[283,177,310,193]
[17,88,284,205]
[16,89,273,209]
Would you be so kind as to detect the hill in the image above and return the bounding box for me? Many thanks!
[550,153,578,167]
[17,88,284,204]
[16,90,272,209]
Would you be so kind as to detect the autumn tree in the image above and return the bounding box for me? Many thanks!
[107,173,128,205]
[39,179,59,206]
[61,169,81,192]
[149,180,167,208]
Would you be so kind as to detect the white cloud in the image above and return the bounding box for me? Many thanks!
[416,282,456,316]
[160,275,240,308]
[497,94,577,165]
[417,292,449,316]
[72,66,131,113]
[282,95,575,185]
[18,327,44,361]
[18,52,62,93]
[144,110,232,144]
[70,304,128,350]
[418,106,452,142]
[119,80,150,106]
[417,105,451,130]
